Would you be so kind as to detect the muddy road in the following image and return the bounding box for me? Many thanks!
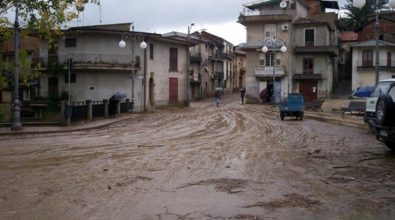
[0,95,394,220]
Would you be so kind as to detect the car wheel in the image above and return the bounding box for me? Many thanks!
[280,112,284,121]
[376,95,394,126]
[385,140,395,151]
[299,112,304,121]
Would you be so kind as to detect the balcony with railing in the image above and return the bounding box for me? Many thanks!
[39,53,139,71]
[254,66,285,78]
[211,71,224,79]
[190,52,202,63]
[293,68,324,80]
[209,52,224,62]
[294,42,339,57]
[357,59,395,71]
[190,72,202,85]
[238,8,293,24]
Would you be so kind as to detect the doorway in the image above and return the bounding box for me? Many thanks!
[169,77,178,104]
[299,80,317,102]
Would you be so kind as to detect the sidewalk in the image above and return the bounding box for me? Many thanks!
[0,99,368,136]
[0,114,135,136]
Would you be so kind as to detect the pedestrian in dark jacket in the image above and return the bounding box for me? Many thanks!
[240,88,246,104]
[260,88,268,103]
[109,97,117,117]
[215,91,221,107]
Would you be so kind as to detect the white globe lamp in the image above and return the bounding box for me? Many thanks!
[140,40,147,49]
[119,39,126,48]
[353,0,366,8]
[262,46,268,53]
[280,46,287,53]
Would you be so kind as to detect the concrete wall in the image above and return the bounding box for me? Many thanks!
[294,25,329,47]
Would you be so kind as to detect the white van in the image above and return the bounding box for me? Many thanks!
[364,79,395,125]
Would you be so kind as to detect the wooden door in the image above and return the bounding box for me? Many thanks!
[299,80,317,102]
[169,78,178,103]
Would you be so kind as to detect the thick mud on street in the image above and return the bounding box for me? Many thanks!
[0,95,395,220]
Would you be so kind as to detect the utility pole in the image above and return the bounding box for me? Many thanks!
[186,23,194,106]
[374,0,380,83]
[12,2,22,130]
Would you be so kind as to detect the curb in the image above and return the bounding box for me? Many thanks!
[305,114,368,130]
[0,115,134,136]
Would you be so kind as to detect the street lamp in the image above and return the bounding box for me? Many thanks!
[353,0,395,83]
[12,2,22,130]
[119,25,147,112]
[261,36,287,104]
[186,23,194,106]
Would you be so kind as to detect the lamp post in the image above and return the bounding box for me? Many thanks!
[119,26,147,112]
[353,0,395,83]
[186,23,194,106]
[261,36,287,104]
[12,2,22,130]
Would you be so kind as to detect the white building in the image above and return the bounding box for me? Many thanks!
[38,23,190,111]
[350,40,395,90]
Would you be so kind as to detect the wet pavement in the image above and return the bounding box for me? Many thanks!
[0,95,394,220]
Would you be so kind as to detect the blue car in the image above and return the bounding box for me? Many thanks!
[279,93,304,121]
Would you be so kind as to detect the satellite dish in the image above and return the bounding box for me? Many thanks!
[280,1,287,8]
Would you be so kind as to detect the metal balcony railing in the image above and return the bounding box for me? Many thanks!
[357,59,395,68]
[254,66,285,78]
[42,53,134,66]
[240,8,289,16]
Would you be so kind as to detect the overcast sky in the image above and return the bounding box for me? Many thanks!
[72,0,250,45]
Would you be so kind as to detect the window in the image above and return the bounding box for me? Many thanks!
[169,47,178,71]
[135,56,141,68]
[64,74,76,83]
[265,52,275,66]
[362,50,373,67]
[303,58,314,74]
[264,24,276,40]
[65,38,76,48]
[371,81,392,97]
[305,29,314,47]
[149,43,154,60]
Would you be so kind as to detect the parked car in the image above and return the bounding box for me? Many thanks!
[368,80,395,150]
[364,79,395,126]
[279,93,304,121]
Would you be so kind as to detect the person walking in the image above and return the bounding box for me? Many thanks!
[260,88,268,103]
[239,88,246,104]
[215,91,221,108]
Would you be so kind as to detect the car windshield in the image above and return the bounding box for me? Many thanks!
[370,82,393,97]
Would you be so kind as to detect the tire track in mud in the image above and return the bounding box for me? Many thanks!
[0,94,390,219]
